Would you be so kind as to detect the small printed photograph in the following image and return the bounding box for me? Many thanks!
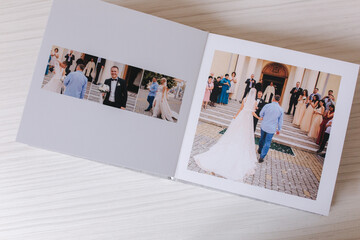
[93,64,142,112]
[134,70,186,122]
[41,46,142,112]
[187,50,340,200]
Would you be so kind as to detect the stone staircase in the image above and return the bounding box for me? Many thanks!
[87,83,137,111]
[199,100,321,153]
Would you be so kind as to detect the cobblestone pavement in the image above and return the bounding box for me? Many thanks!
[187,121,324,200]
[134,89,183,122]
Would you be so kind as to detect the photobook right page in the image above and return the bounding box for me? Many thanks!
[175,33,359,215]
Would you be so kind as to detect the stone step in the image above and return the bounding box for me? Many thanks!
[207,103,297,120]
[200,112,231,125]
[214,103,241,112]
[254,128,318,148]
[200,112,317,148]
[207,106,238,116]
[204,108,235,118]
[88,97,101,102]
[201,111,306,133]
[199,117,318,153]
[202,110,315,142]
[200,105,320,152]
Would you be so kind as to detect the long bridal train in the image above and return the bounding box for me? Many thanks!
[194,88,259,181]
[43,60,66,93]
[152,79,179,122]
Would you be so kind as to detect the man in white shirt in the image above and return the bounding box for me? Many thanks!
[102,66,128,109]
[262,82,276,103]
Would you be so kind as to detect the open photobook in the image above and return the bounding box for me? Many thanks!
[17,0,359,215]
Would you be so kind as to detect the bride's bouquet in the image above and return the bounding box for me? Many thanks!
[98,84,110,93]
[99,84,110,99]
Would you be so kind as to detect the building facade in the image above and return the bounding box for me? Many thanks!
[210,51,341,110]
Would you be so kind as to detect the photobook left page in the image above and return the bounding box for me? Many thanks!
[16,0,208,178]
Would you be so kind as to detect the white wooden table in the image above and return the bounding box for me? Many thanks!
[1,0,359,239]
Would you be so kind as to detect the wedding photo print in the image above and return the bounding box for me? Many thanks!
[134,70,186,122]
[41,46,185,122]
[187,50,340,200]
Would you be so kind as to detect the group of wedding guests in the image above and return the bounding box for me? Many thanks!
[202,72,276,109]
[202,72,237,109]
[203,72,244,109]
[288,83,336,153]
[46,48,106,85]
[202,72,336,154]
[202,73,275,133]
[144,77,179,122]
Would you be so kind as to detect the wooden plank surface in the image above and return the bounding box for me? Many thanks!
[0,0,359,239]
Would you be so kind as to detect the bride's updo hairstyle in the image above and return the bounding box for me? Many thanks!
[160,78,167,85]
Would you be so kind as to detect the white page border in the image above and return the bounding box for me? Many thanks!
[176,33,359,215]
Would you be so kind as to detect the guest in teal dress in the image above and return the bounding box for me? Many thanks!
[218,74,231,104]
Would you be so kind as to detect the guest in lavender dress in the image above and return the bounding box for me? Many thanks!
[203,76,214,109]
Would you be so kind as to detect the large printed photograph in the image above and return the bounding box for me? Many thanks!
[41,45,186,122]
[187,50,340,200]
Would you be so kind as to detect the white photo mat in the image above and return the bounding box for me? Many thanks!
[175,33,359,215]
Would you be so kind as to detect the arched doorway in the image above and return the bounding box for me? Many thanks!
[260,62,289,103]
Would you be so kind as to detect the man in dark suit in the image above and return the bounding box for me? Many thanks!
[210,76,222,106]
[242,74,256,100]
[254,90,266,131]
[287,81,303,115]
[64,50,75,75]
[93,57,106,85]
[102,66,128,109]
[255,79,263,93]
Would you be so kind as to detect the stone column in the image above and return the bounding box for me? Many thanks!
[302,69,319,92]
[234,57,257,100]
[318,73,330,97]
[246,57,258,78]
[233,55,247,100]
[254,59,263,81]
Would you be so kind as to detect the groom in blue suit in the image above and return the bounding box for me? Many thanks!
[258,95,284,163]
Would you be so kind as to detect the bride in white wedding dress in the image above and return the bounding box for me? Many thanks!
[194,88,261,181]
[152,78,179,122]
[43,60,66,93]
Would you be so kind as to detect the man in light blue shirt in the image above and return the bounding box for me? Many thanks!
[309,87,322,101]
[144,77,159,111]
[63,64,88,99]
[258,95,284,162]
